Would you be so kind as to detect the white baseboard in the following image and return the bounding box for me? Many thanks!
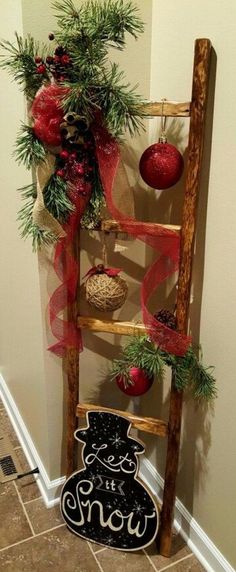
[0,374,65,508]
[140,458,235,572]
[0,374,234,572]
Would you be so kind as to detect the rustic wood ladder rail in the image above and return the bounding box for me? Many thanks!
[66,38,211,557]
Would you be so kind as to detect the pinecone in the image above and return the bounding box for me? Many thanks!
[154,309,177,330]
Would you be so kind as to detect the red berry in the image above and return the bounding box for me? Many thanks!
[54,55,61,63]
[46,55,54,64]
[35,56,42,63]
[70,152,77,161]
[61,54,70,65]
[56,169,65,178]
[60,150,70,161]
[36,64,46,74]
[76,164,85,176]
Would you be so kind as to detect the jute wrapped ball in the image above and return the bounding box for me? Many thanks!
[85,272,128,312]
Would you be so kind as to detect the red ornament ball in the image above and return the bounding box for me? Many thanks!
[116,367,153,397]
[139,142,184,190]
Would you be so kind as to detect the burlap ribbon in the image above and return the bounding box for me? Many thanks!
[33,154,66,238]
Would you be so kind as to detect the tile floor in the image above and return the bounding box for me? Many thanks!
[0,399,205,571]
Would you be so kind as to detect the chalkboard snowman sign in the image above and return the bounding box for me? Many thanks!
[60,411,159,551]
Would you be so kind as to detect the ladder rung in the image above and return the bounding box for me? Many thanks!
[77,403,168,437]
[101,220,181,234]
[78,316,146,336]
[140,101,191,117]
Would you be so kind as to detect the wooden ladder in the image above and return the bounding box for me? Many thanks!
[65,38,212,557]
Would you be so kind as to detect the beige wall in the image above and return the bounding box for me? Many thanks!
[148,1,236,567]
[1,0,236,568]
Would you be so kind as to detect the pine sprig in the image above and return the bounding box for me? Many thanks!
[53,0,144,47]
[14,124,46,169]
[111,336,217,401]
[17,184,56,250]
[43,174,75,222]
[0,33,50,99]
[81,164,104,229]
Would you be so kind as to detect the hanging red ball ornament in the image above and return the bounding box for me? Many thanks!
[116,367,153,397]
[139,139,184,190]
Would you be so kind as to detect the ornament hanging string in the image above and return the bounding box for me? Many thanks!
[93,124,191,356]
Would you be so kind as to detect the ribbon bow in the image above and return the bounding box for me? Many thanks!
[83,264,122,280]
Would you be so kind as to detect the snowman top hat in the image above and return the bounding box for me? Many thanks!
[75,410,145,455]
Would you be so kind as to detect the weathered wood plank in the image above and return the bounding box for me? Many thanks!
[77,316,146,336]
[141,101,191,117]
[157,39,212,557]
[77,403,168,437]
[101,219,181,234]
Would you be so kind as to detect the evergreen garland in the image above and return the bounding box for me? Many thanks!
[111,336,217,401]
[0,33,50,100]
[17,184,56,251]
[14,124,46,169]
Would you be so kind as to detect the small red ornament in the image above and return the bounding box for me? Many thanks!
[139,140,184,190]
[35,56,42,63]
[116,367,153,397]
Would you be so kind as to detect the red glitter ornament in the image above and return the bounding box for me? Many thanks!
[139,140,184,190]
[116,367,153,397]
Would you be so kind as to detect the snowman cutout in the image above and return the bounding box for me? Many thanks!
[61,411,159,551]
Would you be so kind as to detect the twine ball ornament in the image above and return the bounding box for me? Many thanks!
[85,265,128,312]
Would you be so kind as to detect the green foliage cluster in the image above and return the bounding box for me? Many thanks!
[0,0,145,137]
[0,0,146,248]
[111,336,217,401]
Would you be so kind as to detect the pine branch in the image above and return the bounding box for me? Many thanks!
[80,165,104,229]
[111,336,217,401]
[43,174,75,222]
[0,33,49,99]
[14,124,46,169]
[53,0,144,48]
[17,184,56,250]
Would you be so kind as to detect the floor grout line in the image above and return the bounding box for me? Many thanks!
[23,496,42,505]
[143,548,160,572]
[158,553,194,572]
[87,541,105,572]
[0,523,66,553]
[90,545,108,555]
[13,480,35,537]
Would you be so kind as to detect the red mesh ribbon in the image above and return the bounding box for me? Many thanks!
[93,125,191,356]
[48,180,91,357]
[48,123,191,357]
